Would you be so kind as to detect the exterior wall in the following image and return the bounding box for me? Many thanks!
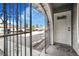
[73,3,79,55]
[45,3,79,55]
[44,4,54,44]
[77,3,79,55]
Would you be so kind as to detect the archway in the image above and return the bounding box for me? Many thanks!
[31,3,53,55]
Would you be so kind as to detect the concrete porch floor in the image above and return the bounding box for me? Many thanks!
[0,43,78,56]
[40,44,78,56]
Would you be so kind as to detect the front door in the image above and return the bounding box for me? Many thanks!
[54,11,71,46]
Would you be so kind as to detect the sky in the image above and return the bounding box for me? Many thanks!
[0,3,46,27]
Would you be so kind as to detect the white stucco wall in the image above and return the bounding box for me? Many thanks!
[73,3,79,55]
[43,4,53,44]
[77,3,79,55]
[78,4,79,45]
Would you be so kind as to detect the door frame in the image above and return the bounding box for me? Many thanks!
[53,10,73,46]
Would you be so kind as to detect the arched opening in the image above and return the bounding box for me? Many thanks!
[31,3,51,55]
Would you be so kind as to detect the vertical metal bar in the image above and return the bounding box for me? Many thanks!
[44,12,48,54]
[16,3,19,56]
[20,4,22,56]
[7,4,9,56]
[6,4,9,56]
[48,21,51,45]
[24,3,26,56]
[3,3,6,56]
[30,3,32,56]
[9,4,11,56]
[12,4,15,56]
[3,3,8,56]
[45,18,47,54]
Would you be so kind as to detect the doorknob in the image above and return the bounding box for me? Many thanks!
[68,27,70,31]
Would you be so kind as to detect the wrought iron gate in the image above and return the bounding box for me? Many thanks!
[0,3,50,56]
[0,3,32,56]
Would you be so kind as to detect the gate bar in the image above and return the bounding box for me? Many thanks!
[24,3,27,56]
[3,3,8,56]
[20,4,22,56]
[30,3,32,56]
[9,4,12,56]
[12,4,15,56]
[16,3,19,56]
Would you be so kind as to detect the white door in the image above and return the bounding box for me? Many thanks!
[54,11,71,46]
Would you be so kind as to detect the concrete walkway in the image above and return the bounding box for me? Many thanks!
[0,31,45,56]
